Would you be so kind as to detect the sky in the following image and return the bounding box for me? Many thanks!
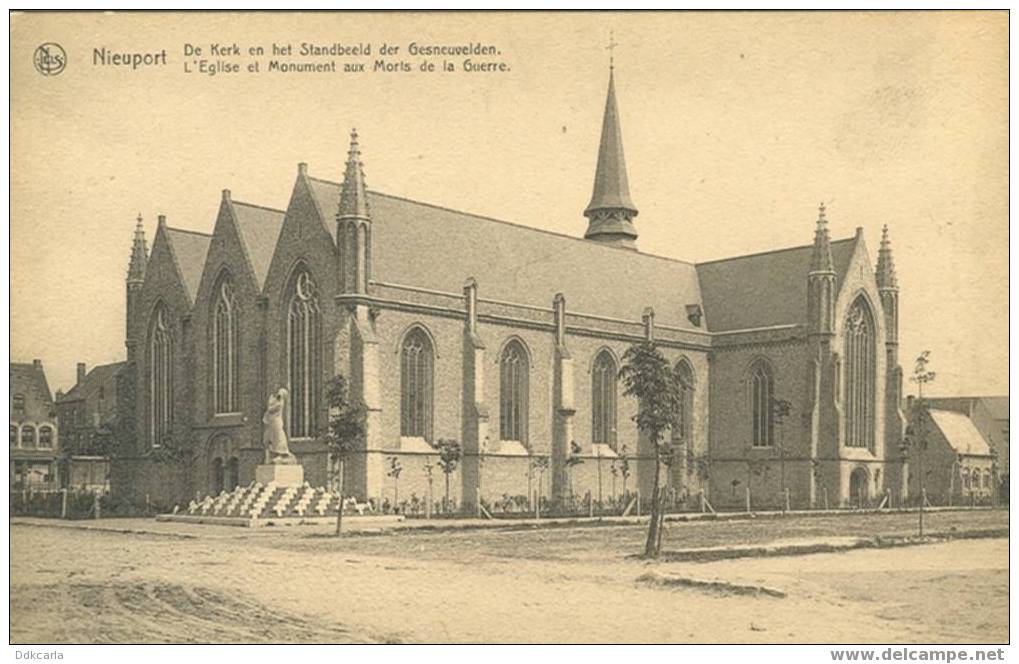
[10,11,1008,397]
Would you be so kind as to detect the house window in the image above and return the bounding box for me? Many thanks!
[21,425,35,448]
[673,360,695,443]
[984,470,992,489]
[499,340,528,442]
[38,425,53,449]
[963,470,971,490]
[213,277,240,414]
[844,298,875,448]
[12,394,25,417]
[750,360,774,447]
[149,306,174,447]
[592,350,618,448]
[286,270,321,439]
[400,327,433,439]
[10,425,17,447]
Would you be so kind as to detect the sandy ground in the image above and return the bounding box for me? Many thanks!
[10,511,1009,644]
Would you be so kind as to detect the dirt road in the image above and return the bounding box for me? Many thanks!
[10,515,1008,644]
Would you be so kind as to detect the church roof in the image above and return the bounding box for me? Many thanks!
[230,200,285,288]
[696,238,857,332]
[305,176,341,242]
[165,227,213,301]
[929,408,993,457]
[305,177,704,330]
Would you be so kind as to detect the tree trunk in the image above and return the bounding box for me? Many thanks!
[644,454,663,558]
[334,458,345,536]
[444,472,450,515]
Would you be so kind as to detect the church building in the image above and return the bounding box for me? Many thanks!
[113,67,908,512]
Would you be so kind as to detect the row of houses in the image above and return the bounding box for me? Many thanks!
[9,359,120,492]
[9,358,1009,505]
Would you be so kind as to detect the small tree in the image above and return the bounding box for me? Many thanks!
[386,456,403,513]
[319,374,365,536]
[530,455,549,513]
[565,440,585,509]
[618,445,631,497]
[619,341,682,558]
[907,350,936,536]
[435,439,462,514]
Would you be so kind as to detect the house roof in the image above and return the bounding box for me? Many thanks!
[230,200,285,288]
[306,177,705,330]
[57,362,126,403]
[10,362,53,406]
[165,227,213,301]
[929,409,994,457]
[695,238,857,332]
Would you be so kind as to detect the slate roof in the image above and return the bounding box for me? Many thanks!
[695,238,857,332]
[57,362,126,403]
[929,409,993,457]
[165,227,213,301]
[230,201,285,287]
[10,362,53,406]
[306,178,705,330]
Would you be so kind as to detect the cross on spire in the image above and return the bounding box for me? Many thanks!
[607,30,619,69]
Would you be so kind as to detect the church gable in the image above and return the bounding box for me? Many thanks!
[262,167,339,304]
[139,223,197,320]
[194,196,262,306]
[833,230,884,333]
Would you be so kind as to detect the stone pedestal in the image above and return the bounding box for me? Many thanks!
[255,463,304,487]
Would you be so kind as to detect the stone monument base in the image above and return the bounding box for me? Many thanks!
[255,463,304,487]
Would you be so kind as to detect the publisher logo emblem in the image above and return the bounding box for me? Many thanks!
[34,43,66,76]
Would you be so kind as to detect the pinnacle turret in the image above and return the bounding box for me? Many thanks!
[876,224,898,290]
[583,67,639,250]
[809,202,835,273]
[338,128,370,221]
[127,213,148,283]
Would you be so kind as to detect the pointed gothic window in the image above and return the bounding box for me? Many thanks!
[287,270,321,439]
[212,277,239,414]
[592,351,618,448]
[750,360,774,447]
[499,340,528,443]
[843,298,875,449]
[149,306,173,447]
[400,327,433,439]
[673,360,695,444]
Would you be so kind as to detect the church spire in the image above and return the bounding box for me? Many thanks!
[338,128,370,221]
[336,128,372,294]
[127,213,148,283]
[583,61,639,250]
[876,224,898,290]
[809,202,835,274]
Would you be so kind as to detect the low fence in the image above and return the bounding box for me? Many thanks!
[9,489,165,519]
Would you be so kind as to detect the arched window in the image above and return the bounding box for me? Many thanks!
[984,470,992,489]
[149,306,174,447]
[286,270,321,438]
[20,425,35,448]
[212,276,239,414]
[750,360,774,447]
[10,425,18,446]
[963,469,971,490]
[844,298,875,448]
[38,426,53,449]
[592,350,618,448]
[499,340,528,442]
[673,360,694,443]
[400,327,433,439]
